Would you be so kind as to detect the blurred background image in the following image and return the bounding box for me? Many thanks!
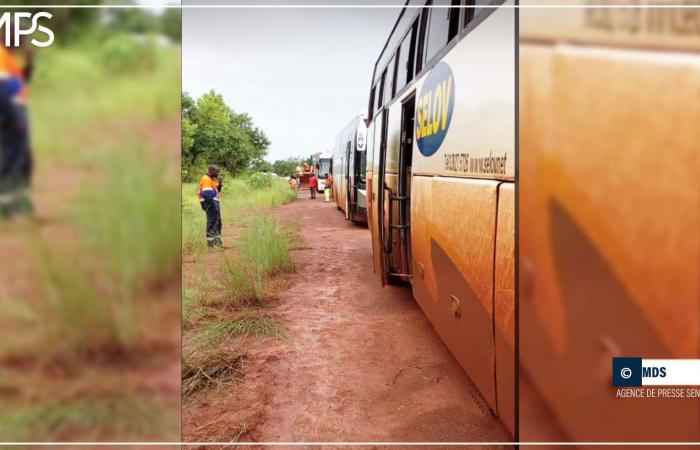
[520,0,700,442]
[0,1,181,442]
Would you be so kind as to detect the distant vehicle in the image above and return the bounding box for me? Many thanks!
[332,114,368,223]
[314,152,333,193]
[363,0,515,435]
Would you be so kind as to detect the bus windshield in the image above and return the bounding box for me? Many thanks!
[318,159,331,178]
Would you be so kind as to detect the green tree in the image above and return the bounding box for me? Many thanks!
[160,9,182,44]
[272,157,304,177]
[107,9,159,34]
[181,91,270,180]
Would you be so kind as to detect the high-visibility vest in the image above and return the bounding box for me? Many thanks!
[198,175,220,202]
[0,46,28,105]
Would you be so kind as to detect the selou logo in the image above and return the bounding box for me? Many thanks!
[416,62,455,157]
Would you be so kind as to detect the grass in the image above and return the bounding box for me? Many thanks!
[182,350,245,399]
[28,149,181,357]
[182,176,296,256]
[15,39,182,359]
[0,37,182,441]
[218,215,295,307]
[32,41,180,163]
[182,175,298,407]
[0,396,175,442]
[197,312,291,349]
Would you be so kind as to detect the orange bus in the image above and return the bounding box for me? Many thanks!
[520,1,700,441]
[364,0,515,434]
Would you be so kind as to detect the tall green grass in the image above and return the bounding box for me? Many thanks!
[219,215,294,308]
[31,40,180,163]
[31,149,180,356]
[0,32,181,443]
[182,176,296,402]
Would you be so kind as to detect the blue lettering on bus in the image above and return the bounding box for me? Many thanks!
[416,62,455,157]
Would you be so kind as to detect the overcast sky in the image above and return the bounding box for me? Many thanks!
[183,2,404,162]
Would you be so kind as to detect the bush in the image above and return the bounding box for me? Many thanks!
[246,172,273,190]
[101,34,158,73]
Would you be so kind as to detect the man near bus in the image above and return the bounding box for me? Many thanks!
[324,173,333,202]
[198,165,223,248]
[308,173,317,199]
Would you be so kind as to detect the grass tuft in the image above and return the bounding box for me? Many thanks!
[0,397,174,441]
[182,350,245,399]
[198,312,290,349]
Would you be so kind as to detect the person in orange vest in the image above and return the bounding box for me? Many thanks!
[324,173,333,202]
[0,39,33,219]
[198,165,223,248]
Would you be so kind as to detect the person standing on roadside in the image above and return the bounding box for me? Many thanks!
[0,34,34,219]
[198,165,223,248]
[323,173,333,202]
[308,173,317,199]
[289,175,298,195]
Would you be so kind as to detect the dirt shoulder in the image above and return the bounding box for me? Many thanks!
[183,193,510,445]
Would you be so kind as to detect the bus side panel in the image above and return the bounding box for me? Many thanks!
[494,182,515,435]
[520,43,700,440]
[411,176,498,411]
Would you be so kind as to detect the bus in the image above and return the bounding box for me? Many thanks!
[312,152,334,192]
[332,114,368,223]
[520,1,700,442]
[364,0,515,434]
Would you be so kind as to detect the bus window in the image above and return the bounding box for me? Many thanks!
[415,5,429,74]
[384,55,396,105]
[463,0,474,26]
[465,0,492,27]
[424,0,460,65]
[377,69,386,110]
[359,149,367,182]
[395,20,417,93]
[369,85,376,121]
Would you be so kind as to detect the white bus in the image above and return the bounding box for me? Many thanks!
[332,114,368,222]
[314,152,333,192]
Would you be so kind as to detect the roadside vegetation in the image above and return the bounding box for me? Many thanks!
[182,173,297,404]
[0,9,181,442]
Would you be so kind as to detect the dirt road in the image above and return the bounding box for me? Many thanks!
[184,193,511,445]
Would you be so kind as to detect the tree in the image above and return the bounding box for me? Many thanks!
[272,157,304,177]
[251,160,273,173]
[107,9,159,34]
[181,91,270,180]
[160,9,182,44]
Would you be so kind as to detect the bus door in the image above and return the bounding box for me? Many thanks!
[379,97,414,284]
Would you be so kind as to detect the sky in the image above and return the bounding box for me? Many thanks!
[182,1,404,162]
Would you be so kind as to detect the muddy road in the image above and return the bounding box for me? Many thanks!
[184,193,511,445]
